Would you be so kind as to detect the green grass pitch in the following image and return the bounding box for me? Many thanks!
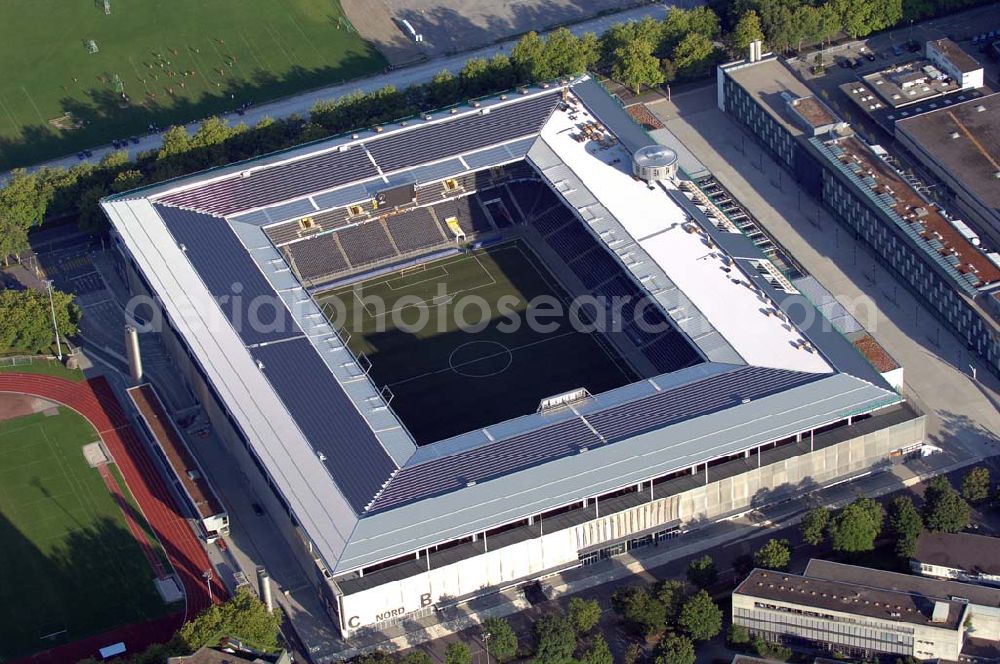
[0,0,385,169]
[317,241,637,444]
[0,407,170,660]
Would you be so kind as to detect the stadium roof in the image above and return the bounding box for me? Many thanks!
[103,75,901,576]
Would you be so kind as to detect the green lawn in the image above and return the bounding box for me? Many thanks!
[0,0,385,169]
[317,241,636,444]
[0,357,85,381]
[0,407,170,659]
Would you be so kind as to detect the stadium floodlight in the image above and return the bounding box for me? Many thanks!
[44,280,63,361]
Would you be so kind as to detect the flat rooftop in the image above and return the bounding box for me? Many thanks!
[789,96,836,128]
[896,92,1000,210]
[539,103,832,374]
[915,531,1000,575]
[725,57,816,137]
[928,38,982,74]
[805,559,1000,608]
[128,384,225,520]
[736,568,965,630]
[861,61,962,109]
[832,135,1000,288]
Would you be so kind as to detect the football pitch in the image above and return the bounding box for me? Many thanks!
[0,0,385,169]
[0,407,170,659]
[317,241,637,444]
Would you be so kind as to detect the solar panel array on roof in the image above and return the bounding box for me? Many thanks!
[372,418,600,511]
[588,365,816,441]
[155,204,299,346]
[366,92,560,174]
[158,145,378,215]
[371,366,819,511]
[251,338,397,512]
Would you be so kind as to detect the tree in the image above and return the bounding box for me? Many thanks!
[510,31,549,82]
[671,33,716,80]
[445,642,472,664]
[581,635,613,664]
[727,623,751,648]
[801,507,829,546]
[833,0,903,38]
[532,613,576,664]
[678,590,723,641]
[727,9,764,57]
[611,39,665,93]
[0,288,80,354]
[923,476,971,533]
[654,634,695,664]
[829,497,883,553]
[754,539,791,571]
[460,57,490,97]
[482,617,518,663]
[577,32,602,73]
[111,169,144,193]
[888,496,923,558]
[428,69,459,106]
[686,555,718,589]
[400,651,433,664]
[0,169,45,262]
[612,585,666,636]
[357,651,396,664]
[961,467,991,503]
[543,28,583,77]
[568,597,601,634]
[623,642,642,664]
[655,579,686,622]
[177,587,282,651]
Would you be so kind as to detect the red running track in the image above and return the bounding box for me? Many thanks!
[0,374,226,664]
[97,462,168,579]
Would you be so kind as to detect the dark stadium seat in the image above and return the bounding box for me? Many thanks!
[545,222,595,261]
[283,234,349,282]
[386,208,448,253]
[338,221,398,266]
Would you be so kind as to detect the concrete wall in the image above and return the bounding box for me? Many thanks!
[339,412,924,634]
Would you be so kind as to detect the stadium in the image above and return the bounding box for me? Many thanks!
[101,75,925,639]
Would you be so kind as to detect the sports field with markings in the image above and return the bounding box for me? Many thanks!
[0,0,384,168]
[0,406,170,659]
[316,241,637,444]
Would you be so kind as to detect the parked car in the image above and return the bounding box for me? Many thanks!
[892,44,905,56]
[865,52,877,61]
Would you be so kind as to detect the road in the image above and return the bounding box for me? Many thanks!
[4,3,674,178]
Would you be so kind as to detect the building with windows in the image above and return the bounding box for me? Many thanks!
[807,558,1000,643]
[718,54,1000,377]
[102,75,923,645]
[925,38,985,90]
[912,531,1000,587]
[733,567,970,661]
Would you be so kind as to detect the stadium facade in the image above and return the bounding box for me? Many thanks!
[102,75,924,640]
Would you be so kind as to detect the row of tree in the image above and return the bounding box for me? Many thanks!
[77,588,283,664]
[1,0,992,250]
[796,467,990,561]
[0,287,79,355]
[0,7,727,258]
[710,0,992,55]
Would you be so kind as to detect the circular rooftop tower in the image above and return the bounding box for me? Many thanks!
[632,145,678,183]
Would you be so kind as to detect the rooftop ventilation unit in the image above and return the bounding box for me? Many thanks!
[632,145,678,183]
